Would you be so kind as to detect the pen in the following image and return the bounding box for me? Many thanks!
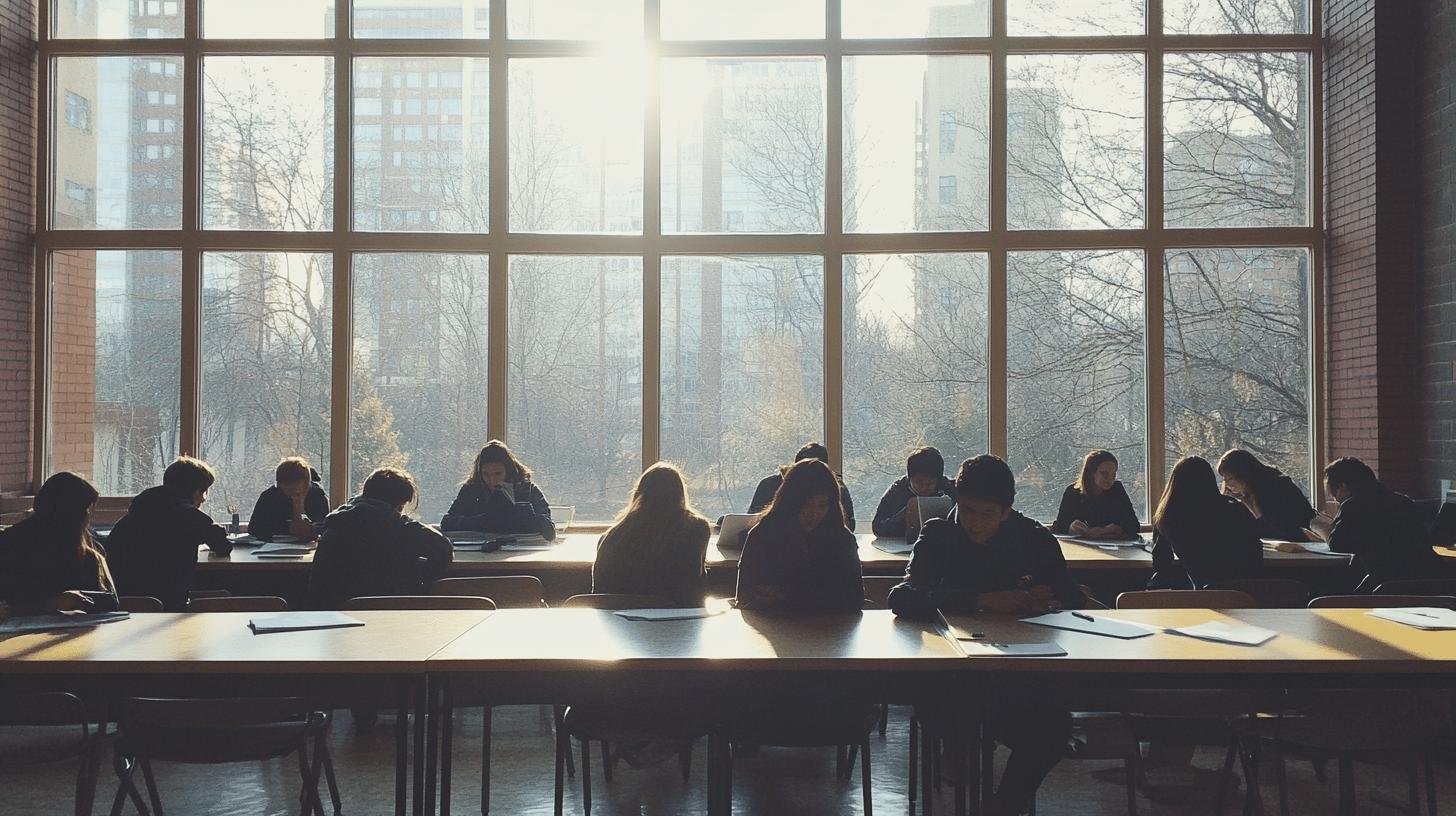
[1071,611,1095,622]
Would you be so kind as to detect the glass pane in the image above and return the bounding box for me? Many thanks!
[49,250,181,497]
[662,256,824,521]
[1008,251,1146,521]
[353,0,490,38]
[1008,53,1145,230]
[662,0,822,39]
[662,58,825,234]
[53,57,183,230]
[53,0,184,38]
[204,0,333,37]
[354,58,489,232]
[842,254,988,514]
[509,58,644,233]
[353,254,488,520]
[1166,0,1309,34]
[508,256,643,521]
[509,0,641,39]
[203,56,334,231]
[844,55,989,233]
[201,253,332,520]
[1165,52,1309,228]
[1008,0,1144,36]
[843,0,988,38]
[1164,248,1311,493]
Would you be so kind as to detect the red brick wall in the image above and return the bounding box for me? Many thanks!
[0,0,35,493]
[49,250,96,477]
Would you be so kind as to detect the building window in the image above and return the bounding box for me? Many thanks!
[939,110,955,154]
[938,175,958,205]
[64,92,90,132]
[64,181,90,202]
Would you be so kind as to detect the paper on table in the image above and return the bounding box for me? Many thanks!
[1166,621,1276,646]
[254,542,314,556]
[872,539,915,555]
[614,607,729,622]
[0,611,130,635]
[247,612,364,634]
[1021,611,1156,640]
[1367,607,1456,630]
[1056,535,1145,549]
[958,642,1067,657]
[500,535,552,551]
[1261,539,1340,555]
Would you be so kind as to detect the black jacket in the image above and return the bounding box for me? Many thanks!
[247,483,330,541]
[106,486,232,612]
[1050,482,1141,538]
[1328,485,1442,590]
[310,496,453,609]
[888,508,1083,619]
[871,475,955,538]
[1247,473,1317,542]
[748,471,857,531]
[0,517,118,615]
[735,516,864,613]
[1151,497,1263,588]
[441,481,555,539]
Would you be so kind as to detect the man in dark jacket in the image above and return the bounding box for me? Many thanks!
[888,455,1079,816]
[1325,457,1446,592]
[311,467,453,609]
[106,457,232,612]
[247,457,330,541]
[747,442,857,530]
[871,445,954,538]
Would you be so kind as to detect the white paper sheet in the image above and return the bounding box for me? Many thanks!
[247,612,365,634]
[957,642,1067,657]
[871,539,915,555]
[253,542,314,555]
[1166,621,1277,646]
[613,608,729,622]
[1021,611,1156,640]
[1366,607,1456,630]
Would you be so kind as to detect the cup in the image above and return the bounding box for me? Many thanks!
[548,505,576,533]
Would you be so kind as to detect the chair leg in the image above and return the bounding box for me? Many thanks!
[77,744,100,816]
[1337,755,1356,816]
[1271,740,1289,816]
[601,741,613,783]
[396,680,409,816]
[879,705,889,738]
[581,739,592,816]
[481,706,492,816]
[861,737,873,816]
[1216,737,1239,816]
[1410,757,1423,816]
[438,693,452,816]
[920,723,934,816]
[679,740,694,783]
[1124,751,1139,816]
[908,717,918,814]
[110,755,149,816]
[837,745,849,779]
[553,722,565,816]
[555,707,575,779]
[845,743,859,780]
[297,741,326,816]
[1239,737,1263,816]
[139,759,164,816]
[1425,752,1438,816]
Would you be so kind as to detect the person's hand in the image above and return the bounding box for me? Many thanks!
[904,500,921,531]
[288,517,316,540]
[1068,520,1089,536]
[43,591,95,614]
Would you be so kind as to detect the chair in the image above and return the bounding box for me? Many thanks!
[1212,579,1310,609]
[118,596,164,613]
[432,576,547,608]
[344,596,496,611]
[1374,579,1456,596]
[188,595,289,613]
[1310,595,1456,609]
[0,692,114,816]
[561,593,673,610]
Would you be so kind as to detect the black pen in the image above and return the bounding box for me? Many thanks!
[1071,611,1095,622]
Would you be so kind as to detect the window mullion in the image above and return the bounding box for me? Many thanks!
[329,0,354,504]
[1144,0,1167,518]
[486,0,509,442]
[179,0,202,459]
[642,0,663,470]
[824,0,844,472]
[988,0,1008,460]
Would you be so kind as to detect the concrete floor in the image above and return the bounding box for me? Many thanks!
[5,705,1451,815]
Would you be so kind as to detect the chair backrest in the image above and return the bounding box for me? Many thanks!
[1115,589,1256,609]
[123,696,311,728]
[1211,578,1310,609]
[1309,594,1456,609]
[562,593,675,610]
[188,595,289,613]
[118,595,164,613]
[345,595,496,611]
[432,575,546,608]
[1373,579,1456,596]
[861,576,901,609]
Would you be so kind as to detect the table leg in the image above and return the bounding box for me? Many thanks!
[426,681,440,814]
[440,679,454,816]
[396,676,410,816]
[414,676,428,816]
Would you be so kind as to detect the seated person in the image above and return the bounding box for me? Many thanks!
[887,455,1079,816]
[441,440,555,540]
[1050,449,1140,539]
[106,457,232,612]
[746,442,857,531]
[1149,456,1263,589]
[1324,457,1444,592]
[1216,449,1317,542]
[593,462,712,608]
[0,472,118,615]
[310,467,452,609]
[736,458,864,613]
[871,445,954,539]
[247,456,330,542]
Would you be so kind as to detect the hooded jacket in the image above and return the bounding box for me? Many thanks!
[871,475,955,538]
[309,496,453,610]
[247,478,330,541]
[440,480,555,540]
[0,516,118,615]
[106,485,232,612]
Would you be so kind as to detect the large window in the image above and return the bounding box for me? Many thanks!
[37,0,1321,523]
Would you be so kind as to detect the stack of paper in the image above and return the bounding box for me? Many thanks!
[247,612,365,634]
[1166,621,1277,646]
[1366,607,1456,630]
[1021,611,1156,639]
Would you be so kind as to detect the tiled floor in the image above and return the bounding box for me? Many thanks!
[6,705,1451,815]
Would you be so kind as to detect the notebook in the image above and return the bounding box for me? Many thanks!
[907,495,954,540]
[0,611,130,635]
[716,514,758,550]
[247,612,364,634]
[1166,621,1277,646]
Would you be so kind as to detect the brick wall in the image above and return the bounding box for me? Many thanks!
[0,0,35,493]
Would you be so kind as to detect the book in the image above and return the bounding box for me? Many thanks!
[247,612,365,634]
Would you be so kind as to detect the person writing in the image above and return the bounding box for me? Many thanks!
[1149,456,1263,588]
[0,472,118,615]
[247,456,329,542]
[1324,457,1444,592]
[441,441,555,540]
[746,442,857,531]
[1215,449,1317,542]
[1050,449,1140,540]
[593,463,712,608]
[871,446,954,538]
[106,457,232,612]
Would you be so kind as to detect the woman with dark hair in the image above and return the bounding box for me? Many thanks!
[1151,456,1263,588]
[745,441,857,530]
[441,440,555,539]
[0,472,118,615]
[1216,449,1317,542]
[1050,449,1140,539]
[735,459,863,612]
[593,462,712,608]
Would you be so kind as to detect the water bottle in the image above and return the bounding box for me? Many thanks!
[230,509,240,534]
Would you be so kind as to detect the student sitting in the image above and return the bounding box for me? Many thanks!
[871,445,954,538]
[247,456,329,542]
[106,457,232,612]
[1324,457,1444,592]
[746,442,857,531]
[887,455,1078,816]
[1216,449,1317,542]
[1050,449,1140,539]
[441,440,555,540]
[310,467,452,610]
[0,472,118,615]
[1149,456,1263,589]
[593,462,712,608]
[736,458,864,613]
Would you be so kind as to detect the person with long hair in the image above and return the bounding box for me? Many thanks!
[745,442,857,531]
[0,472,118,615]
[1215,449,1317,542]
[1324,457,1442,592]
[593,463,712,608]
[735,458,863,612]
[1050,450,1140,539]
[1150,456,1263,588]
[441,440,555,540]
[871,445,955,538]
[106,456,232,611]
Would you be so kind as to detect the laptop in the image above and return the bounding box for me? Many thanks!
[716,513,759,550]
[907,495,954,541]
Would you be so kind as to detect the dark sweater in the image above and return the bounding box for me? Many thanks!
[247,483,330,541]
[106,485,232,612]
[748,472,857,531]
[1328,485,1443,590]
[1151,497,1263,588]
[735,516,864,613]
[888,508,1083,619]
[871,475,955,538]
[0,517,118,615]
[1246,472,1317,542]
[310,496,453,609]
[592,514,712,608]
[441,480,555,539]
[1050,482,1140,538]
